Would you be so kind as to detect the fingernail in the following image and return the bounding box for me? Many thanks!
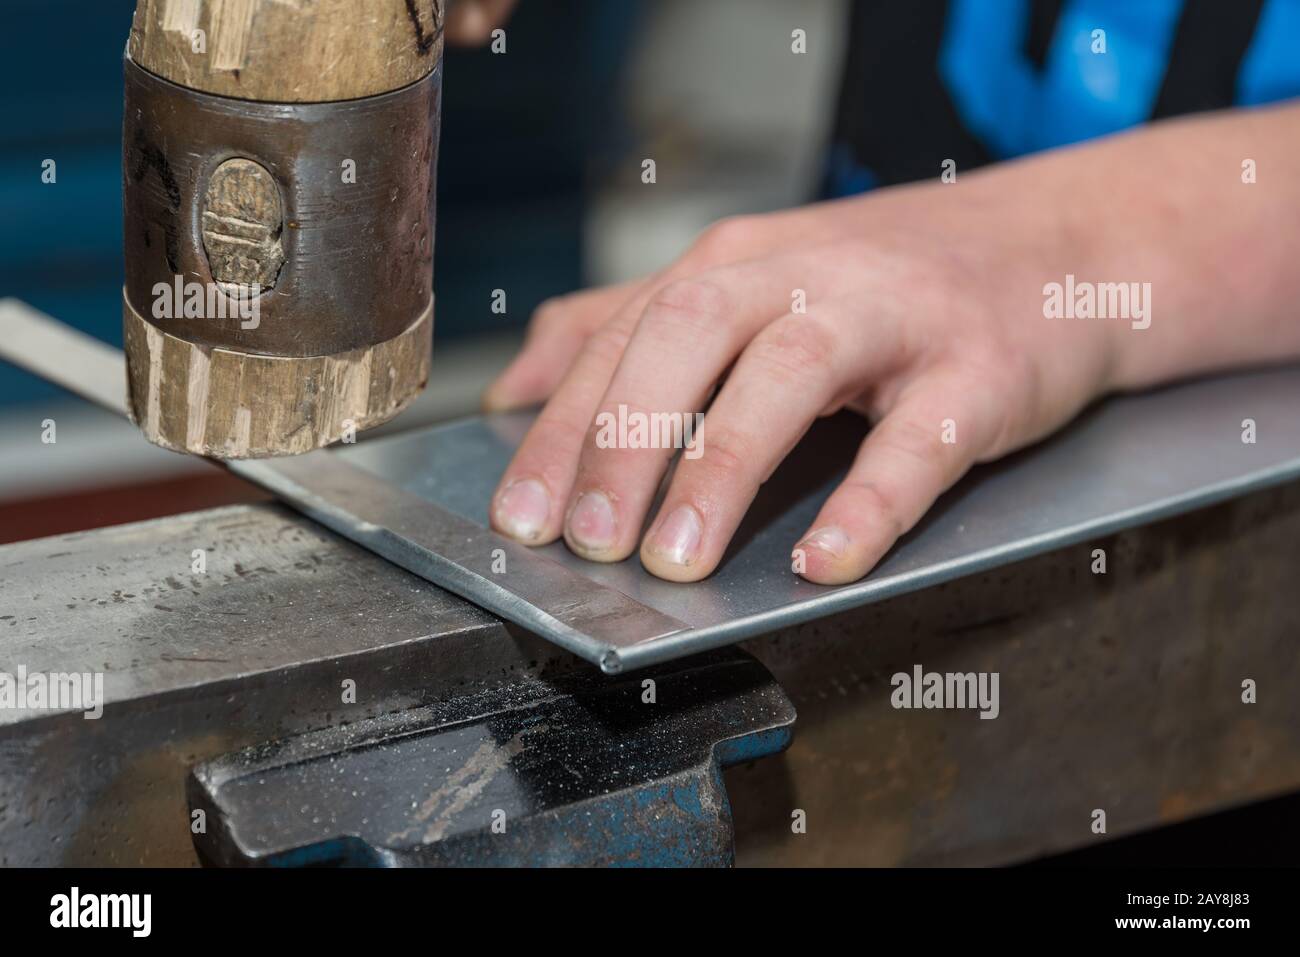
[646,504,703,566]
[481,367,521,412]
[481,390,513,413]
[797,526,849,558]
[483,361,522,410]
[567,490,617,553]
[494,478,550,542]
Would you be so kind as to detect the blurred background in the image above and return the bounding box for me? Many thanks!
[0,0,847,542]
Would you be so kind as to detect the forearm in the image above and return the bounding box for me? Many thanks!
[981,100,1300,391]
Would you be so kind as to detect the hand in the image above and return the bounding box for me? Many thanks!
[482,103,1300,585]
[445,0,519,45]
[483,174,1120,584]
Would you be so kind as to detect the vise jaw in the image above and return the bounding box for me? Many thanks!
[188,651,795,867]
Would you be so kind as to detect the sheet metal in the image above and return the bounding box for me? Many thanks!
[5,299,1300,674]
[238,454,688,668]
[337,371,1300,671]
[0,299,130,414]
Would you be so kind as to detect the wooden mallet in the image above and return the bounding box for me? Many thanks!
[121,0,444,458]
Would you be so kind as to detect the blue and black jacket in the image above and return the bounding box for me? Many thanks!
[825,0,1300,196]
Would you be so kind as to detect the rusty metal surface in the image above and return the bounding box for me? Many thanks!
[728,480,1300,866]
[0,506,508,725]
[0,503,574,865]
[122,56,439,355]
[2,484,1298,866]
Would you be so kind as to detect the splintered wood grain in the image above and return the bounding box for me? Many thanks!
[124,296,432,458]
[129,0,444,102]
